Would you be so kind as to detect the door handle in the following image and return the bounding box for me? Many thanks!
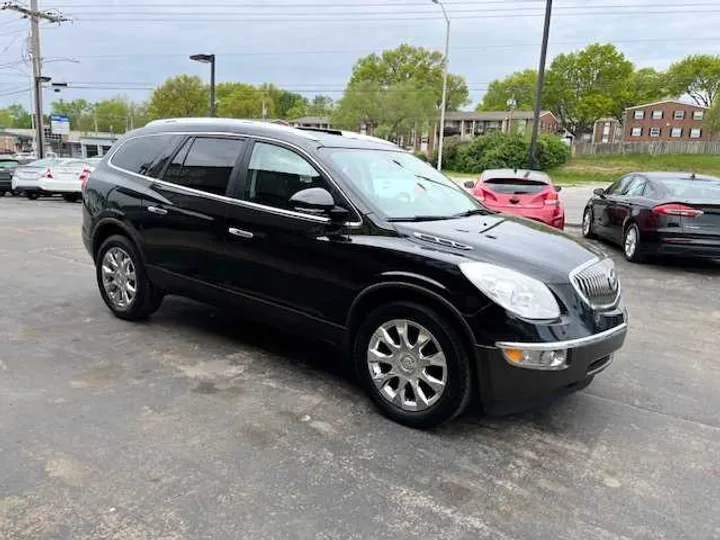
[147,205,168,215]
[228,227,254,239]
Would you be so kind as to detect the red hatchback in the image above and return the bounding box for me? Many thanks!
[464,169,565,230]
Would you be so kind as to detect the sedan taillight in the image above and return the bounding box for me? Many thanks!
[79,168,91,192]
[652,203,703,218]
[44,168,53,179]
[544,191,560,206]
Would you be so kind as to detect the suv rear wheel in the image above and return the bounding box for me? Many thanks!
[353,302,472,428]
[96,234,163,320]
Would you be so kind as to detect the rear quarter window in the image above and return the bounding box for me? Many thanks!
[111,135,182,177]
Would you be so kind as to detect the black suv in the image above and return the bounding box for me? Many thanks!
[82,119,627,428]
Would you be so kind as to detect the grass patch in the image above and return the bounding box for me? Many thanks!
[549,154,720,185]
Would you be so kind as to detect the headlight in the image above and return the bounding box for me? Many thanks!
[459,262,560,320]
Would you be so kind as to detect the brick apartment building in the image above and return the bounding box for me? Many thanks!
[624,100,709,142]
[592,117,622,143]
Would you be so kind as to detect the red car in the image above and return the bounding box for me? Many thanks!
[464,169,565,230]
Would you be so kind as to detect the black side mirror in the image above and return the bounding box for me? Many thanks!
[593,187,606,197]
[463,180,475,189]
[289,187,349,221]
[554,185,562,192]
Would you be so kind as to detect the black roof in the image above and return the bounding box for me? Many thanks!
[133,118,400,152]
[638,171,720,182]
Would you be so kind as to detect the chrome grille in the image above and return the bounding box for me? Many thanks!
[570,258,620,309]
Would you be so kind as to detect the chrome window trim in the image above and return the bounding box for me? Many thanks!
[495,322,627,351]
[568,256,622,310]
[106,130,363,228]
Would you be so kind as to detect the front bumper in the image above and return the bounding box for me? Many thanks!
[475,322,627,413]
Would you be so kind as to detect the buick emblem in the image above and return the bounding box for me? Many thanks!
[607,267,618,290]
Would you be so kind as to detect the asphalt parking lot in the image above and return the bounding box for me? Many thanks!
[1,195,719,540]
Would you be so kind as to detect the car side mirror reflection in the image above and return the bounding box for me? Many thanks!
[555,185,562,192]
[593,187,606,197]
[463,181,475,189]
[289,187,347,220]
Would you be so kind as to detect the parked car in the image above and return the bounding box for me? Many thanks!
[0,156,21,196]
[12,157,97,201]
[464,169,565,229]
[83,119,627,428]
[582,172,720,262]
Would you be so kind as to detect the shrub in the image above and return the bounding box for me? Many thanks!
[435,131,570,173]
[413,151,429,162]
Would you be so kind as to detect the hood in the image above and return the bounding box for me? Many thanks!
[393,214,602,283]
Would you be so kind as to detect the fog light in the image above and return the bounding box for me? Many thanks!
[500,347,568,370]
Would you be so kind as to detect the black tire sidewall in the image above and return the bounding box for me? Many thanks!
[582,208,594,238]
[353,302,472,428]
[96,235,159,320]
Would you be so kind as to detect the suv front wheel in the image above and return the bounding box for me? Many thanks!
[96,235,163,320]
[353,302,472,428]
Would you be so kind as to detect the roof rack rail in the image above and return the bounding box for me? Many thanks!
[295,126,344,136]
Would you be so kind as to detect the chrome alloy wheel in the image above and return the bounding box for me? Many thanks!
[582,209,592,236]
[101,247,137,309]
[366,319,447,412]
[624,226,638,258]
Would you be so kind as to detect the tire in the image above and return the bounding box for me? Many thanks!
[623,223,645,263]
[62,193,80,203]
[26,192,39,200]
[353,301,473,428]
[96,234,163,321]
[582,207,597,239]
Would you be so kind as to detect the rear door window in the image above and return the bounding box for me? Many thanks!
[625,178,646,197]
[111,135,182,177]
[161,137,245,196]
[483,178,547,194]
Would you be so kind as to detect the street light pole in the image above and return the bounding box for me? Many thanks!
[190,53,216,117]
[432,0,450,172]
[528,0,553,169]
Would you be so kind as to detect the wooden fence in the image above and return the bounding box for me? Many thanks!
[573,141,720,156]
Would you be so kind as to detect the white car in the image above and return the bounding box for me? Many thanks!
[13,158,99,201]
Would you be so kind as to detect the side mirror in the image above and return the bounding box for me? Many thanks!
[289,187,348,221]
[554,185,562,192]
[463,181,475,189]
[593,187,606,197]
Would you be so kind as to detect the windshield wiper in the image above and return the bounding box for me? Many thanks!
[387,215,455,222]
[451,208,488,218]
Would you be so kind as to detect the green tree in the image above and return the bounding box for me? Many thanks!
[0,104,32,128]
[348,43,470,111]
[94,97,132,133]
[478,69,538,111]
[216,82,272,119]
[332,80,384,131]
[51,99,94,131]
[544,43,634,135]
[703,99,720,139]
[628,68,670,105]
[259,84,308,119]
[307,95,334,117]
[667,55,720,107]
[148,75,208,119]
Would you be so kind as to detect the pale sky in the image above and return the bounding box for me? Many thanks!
[0,0,719,111]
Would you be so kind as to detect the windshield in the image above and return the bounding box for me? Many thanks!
[324,148,486,220]
[27,158,60,167]
[661,178,720,201]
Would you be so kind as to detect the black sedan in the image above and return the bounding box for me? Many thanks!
[0,156,20,196]
[582,172,720,262]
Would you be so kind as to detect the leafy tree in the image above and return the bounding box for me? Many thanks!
[628,68,671,105]
[332,80,384,131]
[478,69,538,111]
[544,43,634,135]
[148,75,208,119]
[259,83,307,119]
[51,99,94,131]
[703,99,720,139]
[0,104,32,128]
[667,55,720,107]
[348,43,469,111]
[216,82,273,119]
[307,95,334,117]
[374,82,437,141]
[94,97,132,133]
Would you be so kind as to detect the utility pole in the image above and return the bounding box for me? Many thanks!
[2,1,69,158]
[528,0,553,170]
